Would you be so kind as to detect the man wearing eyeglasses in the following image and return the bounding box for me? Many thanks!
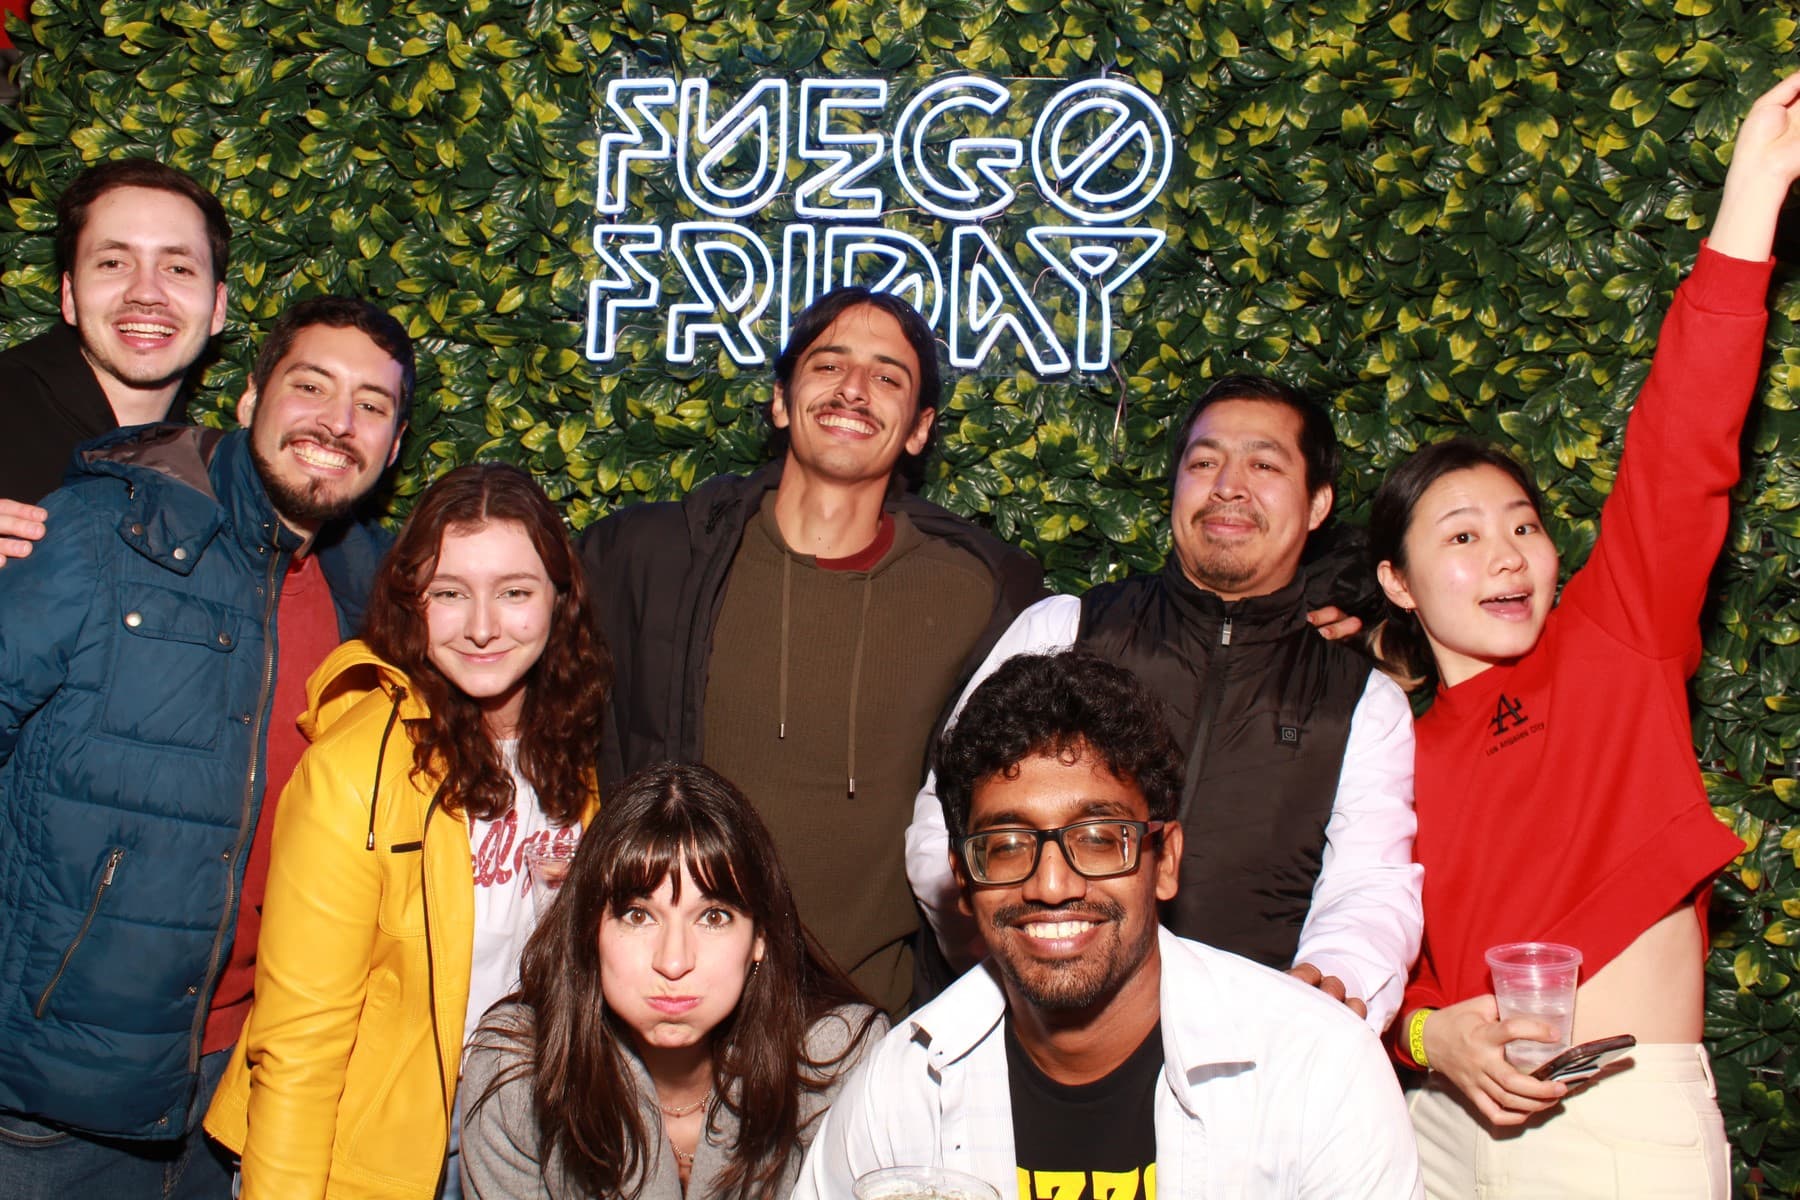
[795,650,1422,1198]
[908,374,1421,1032]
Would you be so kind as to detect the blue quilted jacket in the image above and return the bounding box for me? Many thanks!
[0,424,388,1138]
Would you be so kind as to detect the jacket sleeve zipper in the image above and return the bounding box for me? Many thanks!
[35,848,125,1018]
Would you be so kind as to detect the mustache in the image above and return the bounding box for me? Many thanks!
[278,427,365,470]
[1193,503,1267,532]
[988,898,1126,930]
[808,398,882,427]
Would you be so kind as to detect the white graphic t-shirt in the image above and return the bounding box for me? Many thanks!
[463,741,580,1048]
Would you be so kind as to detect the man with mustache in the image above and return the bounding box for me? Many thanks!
[796,650,1421,1198]
[1,160,231,560]
[580,287,1044,1014]
[908,374,1422,1032]
[0,297,408,1198]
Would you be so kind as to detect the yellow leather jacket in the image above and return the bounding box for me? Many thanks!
[204,640,595,1199]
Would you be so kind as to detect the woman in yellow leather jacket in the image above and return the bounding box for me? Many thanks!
[205,463,610,1199]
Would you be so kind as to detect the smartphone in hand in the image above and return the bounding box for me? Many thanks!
[1531,1034,1637,1084]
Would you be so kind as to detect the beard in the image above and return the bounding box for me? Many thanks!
[985,898,1154,1013]
[1177,504,1271,593]
[250,429,368,527]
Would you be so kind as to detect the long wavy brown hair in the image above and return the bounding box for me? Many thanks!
[472,762,880,1199]
[362,463,610,822]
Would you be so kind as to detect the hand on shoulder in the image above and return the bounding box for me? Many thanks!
[0,499,48,566]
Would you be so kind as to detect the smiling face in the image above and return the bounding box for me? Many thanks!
[1377,464,1560,687]
[239,323,405,535]
[1170,398,1333,601]
[423,520,556,736]
[955,745,1180,1018]
[59,185,228,407]
[598,862,765,1054]
[770,303,934,489]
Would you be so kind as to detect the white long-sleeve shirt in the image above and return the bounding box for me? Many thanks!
[905,593,1423,1033]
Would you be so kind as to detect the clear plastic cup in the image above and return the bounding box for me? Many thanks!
[1485,941,1582,1071]
[521,840,578,919]
[852,1166,1001,1200]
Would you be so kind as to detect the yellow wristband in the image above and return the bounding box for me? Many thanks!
[1406,1008,1433,1069]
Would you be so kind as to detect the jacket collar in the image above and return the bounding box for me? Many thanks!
[75,426,384,636]
[685,455,1033,585]
[204,429,311,557]
[1158,557,1310,644]
[906,928,1256,1111]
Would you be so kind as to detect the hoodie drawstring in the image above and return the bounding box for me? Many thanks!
[774,551,874,801]
[844,575,873,801]
[365,687,406,851]
[777,554,792,740]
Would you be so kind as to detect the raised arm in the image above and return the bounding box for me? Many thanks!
[906,594,1081,959]
[1709,72,1800,262]
[1568,72,1800,655]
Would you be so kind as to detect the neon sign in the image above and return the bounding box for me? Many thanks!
[586,75,1171,377]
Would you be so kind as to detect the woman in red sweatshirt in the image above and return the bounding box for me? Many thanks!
[1367,72,1800,1199]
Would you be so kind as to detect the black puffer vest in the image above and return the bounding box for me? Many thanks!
[1078,562,1371,968]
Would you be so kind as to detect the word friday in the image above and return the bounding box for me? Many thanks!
[585,75,1173,376]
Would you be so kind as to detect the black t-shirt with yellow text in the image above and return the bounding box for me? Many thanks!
[1006,1019,1160,1200]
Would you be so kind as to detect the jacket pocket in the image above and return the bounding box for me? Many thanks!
[336,968,444,1186]
[35,847,125,1019]
[101,581,242,751]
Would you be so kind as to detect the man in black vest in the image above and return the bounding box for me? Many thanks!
[908,375,1421,1032]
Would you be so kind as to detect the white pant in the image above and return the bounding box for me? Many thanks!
[1407,1043,1729,1199]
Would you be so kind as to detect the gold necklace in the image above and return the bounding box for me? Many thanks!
[658,1087,711,1119]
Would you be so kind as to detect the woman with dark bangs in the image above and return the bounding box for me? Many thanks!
[205,463,611,1198]
[461,761,885,1200]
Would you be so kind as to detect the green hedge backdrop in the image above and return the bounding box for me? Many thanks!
[2,0,1797,1191]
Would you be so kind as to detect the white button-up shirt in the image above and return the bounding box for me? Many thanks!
[794,928,1423,1199]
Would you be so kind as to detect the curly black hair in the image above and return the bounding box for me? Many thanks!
[935,650,1184,839]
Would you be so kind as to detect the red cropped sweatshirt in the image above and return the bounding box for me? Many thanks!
[1399,245,1767,1041]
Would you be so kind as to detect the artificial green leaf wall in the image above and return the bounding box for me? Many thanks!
[2,0,1797,1189]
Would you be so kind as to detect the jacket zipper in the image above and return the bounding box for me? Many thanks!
[187,541,286,1071]
[35,848,125,1018]
[1179,616,1233,817]
[418,793,451,1195]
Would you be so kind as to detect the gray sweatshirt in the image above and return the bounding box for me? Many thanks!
[460,1001,884,1199]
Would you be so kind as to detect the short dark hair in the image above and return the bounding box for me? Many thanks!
[767,287,942,467]
[1168,373,1340,496]
[55,159,231,283]
[935,650,1184,840]
[250,296,416,427]
[1367,436,1547,691]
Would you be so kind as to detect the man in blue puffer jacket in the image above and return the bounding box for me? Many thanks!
[0,296,410,1198]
